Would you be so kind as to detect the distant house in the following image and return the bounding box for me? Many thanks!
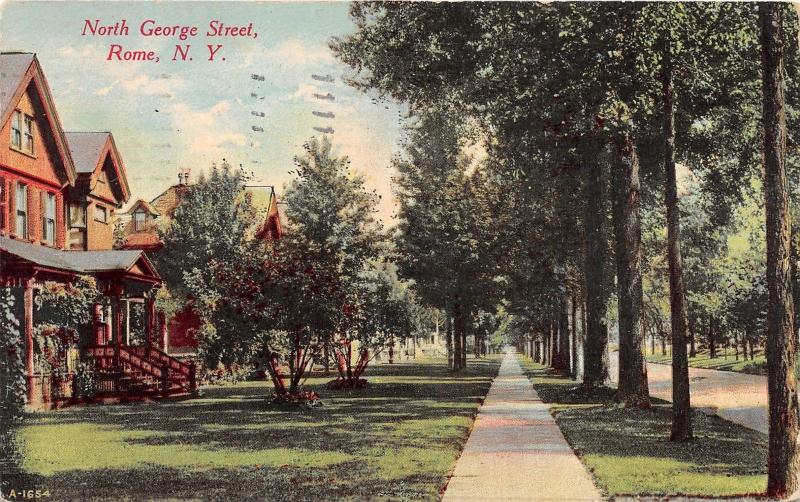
[119,174,286,356]
[0,52,195,407]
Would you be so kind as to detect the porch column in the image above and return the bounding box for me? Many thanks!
[125,299,131,346]
[159,312,168,352]
[145,295,156,348]
[23,278,35,403]
[111,292,123,367]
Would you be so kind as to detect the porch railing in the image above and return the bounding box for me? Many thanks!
[85,345,196,397]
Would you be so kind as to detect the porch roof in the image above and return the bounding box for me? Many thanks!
[0,236,161,284]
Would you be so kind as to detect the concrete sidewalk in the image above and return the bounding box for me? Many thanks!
[443,349,602,501]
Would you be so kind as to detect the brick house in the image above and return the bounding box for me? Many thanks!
[0,52,196,407]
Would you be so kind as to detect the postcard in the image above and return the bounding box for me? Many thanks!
[1,2,798,501]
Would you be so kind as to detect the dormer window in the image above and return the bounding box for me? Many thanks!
[133,209,147,231]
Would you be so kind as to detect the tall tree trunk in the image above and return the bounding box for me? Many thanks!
[583,157,610,388]
[611,130,650,408]
[662,42,692,441]
[453,308,463,371]
[558,293,572,374]
[761,3,800,496]
[571,292,579,379]
[708,315,716,359]
[689,314,697,358]
[445,312,454,370]
[323,337,331,376]
[461,324,467,369]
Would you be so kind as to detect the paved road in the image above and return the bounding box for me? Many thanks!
[444,348,601,501]
[608,352,768,434]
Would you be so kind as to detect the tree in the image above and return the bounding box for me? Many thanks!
[155,163,261,368]
[214,137,384,397]
[391,111,499,370]
[760,2,799,496]
[335,261,416,385]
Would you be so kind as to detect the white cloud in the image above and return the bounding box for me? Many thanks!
[170,100,247,163]
[288,82,319,102]
[266,39,334,66]
[94,74,184,97]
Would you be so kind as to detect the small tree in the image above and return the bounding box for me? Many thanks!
[329,262,415,387]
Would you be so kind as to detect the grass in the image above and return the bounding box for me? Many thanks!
[519,357,768,499]
[5,355,501,501]
[646,348,767,376]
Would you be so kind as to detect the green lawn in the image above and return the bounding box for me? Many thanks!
[646,349,767,376]
[5,355,501,501]
[520,358,767,498]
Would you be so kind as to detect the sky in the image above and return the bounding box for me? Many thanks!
[0,1,405,221]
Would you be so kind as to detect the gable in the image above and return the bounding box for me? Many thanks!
[0,76,71,186]
[91,153,125,205]
[128,198,159,216]
[66,131,131,206]
[0,53,75,185]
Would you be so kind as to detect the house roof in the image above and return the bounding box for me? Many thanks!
[0,52,76,185]
[64,131,109,174]
[0,53,33,118]
[127,198,160,216]
[0,235,160,280]
[64,131,131,203]
[151,184,189,217]
[121,232,163,251]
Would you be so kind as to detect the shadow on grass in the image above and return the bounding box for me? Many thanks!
[4,356,501,501]
[521,361,768,498]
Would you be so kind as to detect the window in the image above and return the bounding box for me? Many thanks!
[23,115,34,154]
[69,202,86,228]
[133,209,146,231]
[10,110,21,149]
[41,192,55,245]
[15,183,27,238]
[94,204,107,223]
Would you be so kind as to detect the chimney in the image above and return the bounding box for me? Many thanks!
[177,168,191,186]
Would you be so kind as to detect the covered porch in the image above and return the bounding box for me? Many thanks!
[0,235,196,408]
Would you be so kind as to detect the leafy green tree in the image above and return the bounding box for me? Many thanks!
[213,137,384,396]
[155,163,261,368]
[390,111,499,370]
[337,261,416,383]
